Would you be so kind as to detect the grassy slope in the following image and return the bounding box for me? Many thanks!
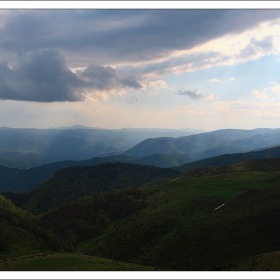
[232,250,280,271]
[3,158,280,270]
[72,159,280,270]
[77,161,280,267]
[144,184,280,270]
[0,195,52,259]
[0,253,154,271]
[0,218,50,259]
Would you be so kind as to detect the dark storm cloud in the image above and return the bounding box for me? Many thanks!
[0,49,85,102]
[0,50,142,102]
[0,9,279,102]
[176,89,204,100]
[1,10,280,65]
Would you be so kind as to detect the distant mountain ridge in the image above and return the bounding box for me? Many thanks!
[124,128,279,159]
[0,126,202,169]
[2,127,280,194]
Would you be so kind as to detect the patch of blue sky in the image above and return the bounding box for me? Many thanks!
[162,54,280,103]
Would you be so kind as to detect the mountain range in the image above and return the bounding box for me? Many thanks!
[0,126,203,169]
[124,128,280,159]
[3,127,280,193]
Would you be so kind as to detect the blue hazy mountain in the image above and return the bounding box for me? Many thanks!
[0,126,203,169]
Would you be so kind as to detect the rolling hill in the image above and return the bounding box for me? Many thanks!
[0,194,70,257]
[2,157,280,270]
[177,144,280,171]
[0,153,190,194]
[75,158,280,270]
[4,162,180,214]
[124,128,280,159]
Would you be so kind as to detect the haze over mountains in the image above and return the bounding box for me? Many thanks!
[0,126,202,169]
[2,126,280,194]
[124,128,280,159]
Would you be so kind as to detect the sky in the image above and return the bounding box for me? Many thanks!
[1,3,280,131]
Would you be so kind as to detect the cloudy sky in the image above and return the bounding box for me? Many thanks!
[0,3,280,131]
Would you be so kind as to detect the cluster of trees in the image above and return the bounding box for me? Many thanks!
[12,162,179,214]
[0,195,71,253]
[39,188,148,244]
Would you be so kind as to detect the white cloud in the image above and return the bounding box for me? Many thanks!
[251,89,272,102]
[252,83,280,101]
[214,100,280,119]
[208,78,220,83]
[147,80,168,88]
[204,93,215,100]
[271,84,280,96]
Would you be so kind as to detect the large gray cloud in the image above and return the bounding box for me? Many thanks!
[1,10,280,66]
[0,10,279,102]
[0,49,142,102]
[81,65,142,90]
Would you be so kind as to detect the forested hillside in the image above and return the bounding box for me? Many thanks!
[2,158,280,271]
[0,153,190,193]
[177,145,280,171]
[4,162,180,214]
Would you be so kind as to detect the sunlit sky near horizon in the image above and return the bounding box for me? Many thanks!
[1,2,280,131]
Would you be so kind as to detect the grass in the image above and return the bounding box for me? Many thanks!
[4,160,280,271]
[0,218,49,259]
[0,253,155,271]
[77,169,280,269]
[141,171,280,226]
[231,250,280,271]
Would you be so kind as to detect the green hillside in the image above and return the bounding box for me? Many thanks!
[144,184,280,270]
[231,250,280,271]
[0,195,70,259]
[38,188,148,246]
[0,253,154,271]
[7,162,180,214]
[0,153,190,194]
[3,157,280,270]
[74,158,280,270]
[0,193,153,271]
[178,145,280,172]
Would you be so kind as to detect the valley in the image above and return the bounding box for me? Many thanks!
[2,126,280,271]
[2,7,280,275]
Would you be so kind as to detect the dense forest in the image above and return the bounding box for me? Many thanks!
[3,162,180,214]
[2,159,280,271]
